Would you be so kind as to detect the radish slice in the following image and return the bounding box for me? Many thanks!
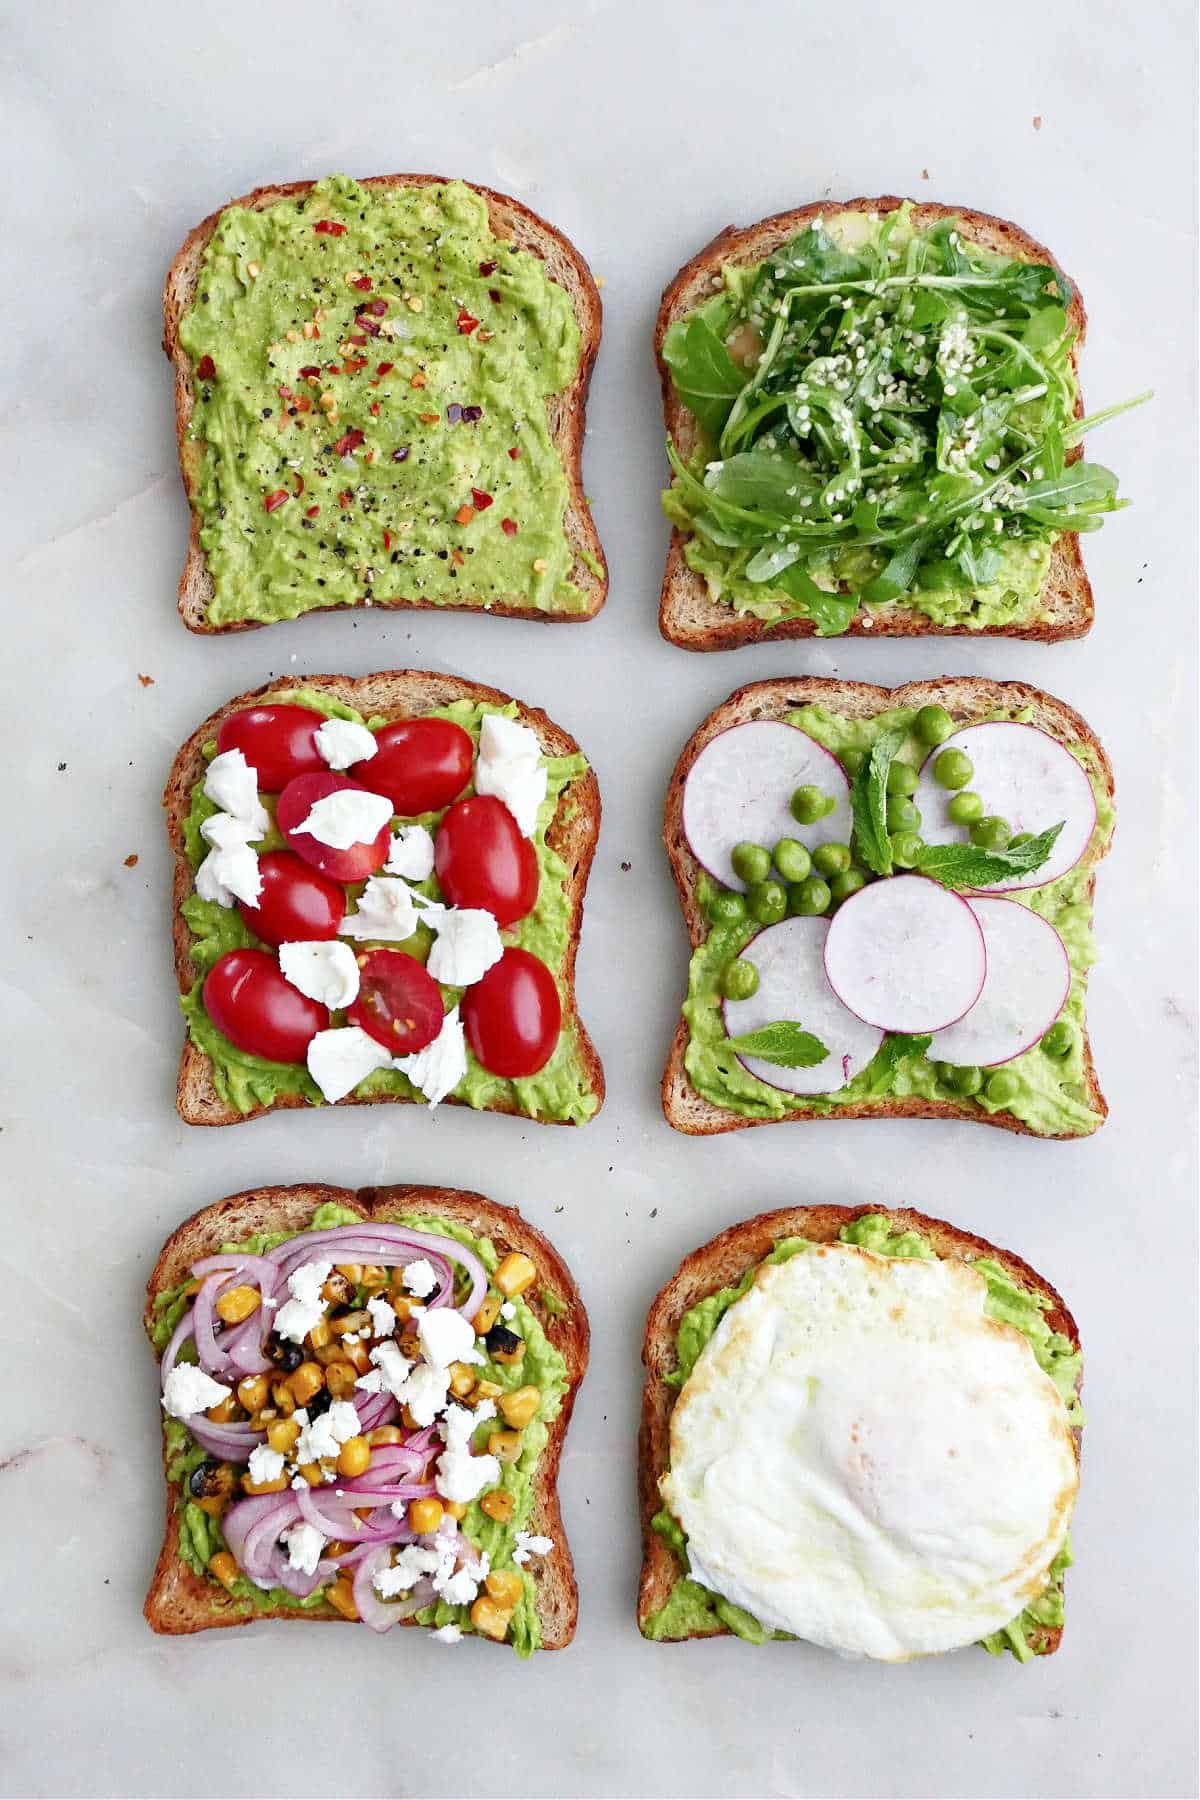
[914,722,1097,892]
[722,916,883,1095]
[929,898,1071,1067]
[823,875,986,1033]
[682,722,852,892]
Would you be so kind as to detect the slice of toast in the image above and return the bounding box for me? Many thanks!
[656,195,1091,649]
[165,669,603,1127]
[145,1182,588,1644]
[164,174,607,633]
[662,675,1112,1138]
[638,1201,1082,1652]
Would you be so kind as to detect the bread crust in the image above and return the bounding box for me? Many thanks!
[164,173,607,633]
[637,1202,1082,1654]
[164,670,604,1127]
[145,1183,588,1647]
[661,675,1112,1138]
[655,194,1092,648]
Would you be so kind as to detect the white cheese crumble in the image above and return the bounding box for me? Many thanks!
[314,717,378,771]
[273,1260,333,1344]
[426,908,503,986]
[435,1404,501,1504]
[339,875,421,941]
[203,748,270,837]
[418,1308,482,1371]
[474,713,547,836]
[431,1624,463,1644]
[282,1521,326,1576]
[194,839,263,909]
[161,1364,231,1420]
[366,1294,397,1339]
[306,1026,392,1103]
[299,787,393,849]
[247,1444,285,1485]
[293,1398,362,1465]
[513,1530,554,1566]
[393,1006,467,1108]
[402,1258,438,1298]
[279,940,360,1009]
[385,823,436,881]
[356,1339,412,1400]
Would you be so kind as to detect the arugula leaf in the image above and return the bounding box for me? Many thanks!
[1017,463,1120,511]
[850,726,907,876]
[725,1022,829,1068]
[862,537,929,604]
[955,541,1003,587]
[861,1034,933,1097]
[661,314,745,440]
[772,562,857,635]
[915,822,1064,889]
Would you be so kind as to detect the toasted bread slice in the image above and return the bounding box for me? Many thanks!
[662,676,1112,1137]
[145,1182,588,1644]
[638,1202,1082,1652]
[656,195,1091,649]
[165,669,603,1127]
[165,174,606,633]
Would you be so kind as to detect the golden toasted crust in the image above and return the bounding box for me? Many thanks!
[164,670,604,1127]
[637,1202,1082,1653]
[164,173,606,633]
[145,1183,588,1646]
[661,675,1112,1138]
[655,195,1092,648]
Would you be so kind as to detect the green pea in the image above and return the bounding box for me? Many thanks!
[890,831,923,869]
[1041,1020,1074,1057]
[773,838,812,883]
[840,748,866,777]
[791,784,835,826]
[731,840,772,885]
[933,748,973,790]
[830,867,868,903]
[789,876,832,916]
[985,1069,1020,1106]
[915,704,954,746]
[947,790,983,825]
[885,796,921,833]
[747,878,788,925]
[705,889,748,926]
[1009,831,1035,849]
[720,958,760,1001]
[812,841,851,878]
[886,761,919,796]
[970,815,1012,851]
[936,1062,983,1096]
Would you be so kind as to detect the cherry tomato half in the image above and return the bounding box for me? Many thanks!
[276,772,392,882]
[237,851,346,947]
[204,948,328,1063]
[354,717,474,816]
[216,705,326,792]
[347,949,445,1055]
[462,948,561,1078]
[434,795,538,927]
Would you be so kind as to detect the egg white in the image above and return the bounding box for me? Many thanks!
[661,1244,1078,1660]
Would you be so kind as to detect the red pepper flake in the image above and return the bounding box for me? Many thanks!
[451,548,466,567]
[278,385,295,402]
[348,332,368,346]
[296,396,312,413]
[299,364,321,378]
[376,361,394,376]
[454,504,475,526]
[263,489,290,513]
[471,488,494,511]
[292,472,305,496]
[314,219,347,236]
[383,530,392,551]
[501,517,518,536]
[333,429,366,455]
[196,354,216,380]
[456,307,480,335]
[354,315,381,337]
[367,299,388,317]
[350,274,373,292]
[342,356,368,372]
[305,505,320,518]
[325,364,342,376]
[508,446,521,460]
[479,260,497,276]
[370,401,381,417]
[489,288,502,304]
[338,491,353,509]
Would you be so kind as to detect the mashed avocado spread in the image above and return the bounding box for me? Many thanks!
[644,1217,1079,1658]
[180,177,590,625]
[683,703,1113,1138]
[152,1202,570,1656]
[180,687,599,1124]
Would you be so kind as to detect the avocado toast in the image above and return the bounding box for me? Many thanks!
[165,174,606,631]
[639,1204,1082,1660]
[662,676,1113,1138]
[165,670,603,1127]
[146,1183,588,1651]
[657,195,1142,647]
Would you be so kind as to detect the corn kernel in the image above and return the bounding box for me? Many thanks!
[271,1380,297,1415]
[341,1339,371,1375]
[327,1577,359,1622]
[441,1498,468,1522]
[331,1309,371,1338]
[497,1385,541,1430]
[194,1495,227,1518]
[480,1488,514,1524]
[321,1272,354,1307]
[241,1472,288,1496]
[488,1429,523,1466]
[336,1436,371,1479]
[494,1253,537,1298]
[470,1595,512,1641]
[216,1285,261,1325]
[448,1361,477,1399]
[306,1316,333,1350]
[472,1293,501,1336]
[368,1426,404,1447]
[266,1418,301,1455]
[335,1263,363,1286]
[209,1550,239,1592]
[325,1360,358,1399]
[400,1404,420,1432]
[288,1361,325,1406]
[473,1379,503,1401]
[205,1395,239,1424]
[409,1498,444,1535]
[360,1264,388,1292]
[490,1335,525,1367]
[485,1569,524,1609]
[296,1462,322,1486]
[235,1373,270,1413]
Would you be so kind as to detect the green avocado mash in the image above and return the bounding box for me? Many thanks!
[683,702,1114,1138]
[180,686,599,1123]
[180,176,588,626]
[661,204,1140,632]
[643,1218,1079,1658]
[152,1202,570,1656]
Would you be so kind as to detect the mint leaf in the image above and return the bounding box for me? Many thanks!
[772,562,857,636]
[726,1022,829,1068]
[850,726,907,877]
[861,1034,932,1097]
[915,822,1064,889]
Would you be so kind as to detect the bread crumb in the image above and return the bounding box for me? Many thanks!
[137,673,155,687]
[124,853,139,868]
[1032,115,1042,130]
[920,168,930,180]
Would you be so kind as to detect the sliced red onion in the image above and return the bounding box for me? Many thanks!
[351,1548,430,1633]
[266,1225,486,1317]
[184,1415,264,1460]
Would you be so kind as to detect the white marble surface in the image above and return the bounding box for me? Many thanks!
[2,2,1196,1795]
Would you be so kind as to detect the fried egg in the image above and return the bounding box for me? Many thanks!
[661,1244,1078,1660]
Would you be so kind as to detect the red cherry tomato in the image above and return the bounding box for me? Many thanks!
[203,949,328,1063]
[354,718,473,815]
[216,705,326,792]
[462,948,561,1078]
[434,795,538,926]
[347,949,445,1055]
[237,851,346,947]
[276,772,391,882]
